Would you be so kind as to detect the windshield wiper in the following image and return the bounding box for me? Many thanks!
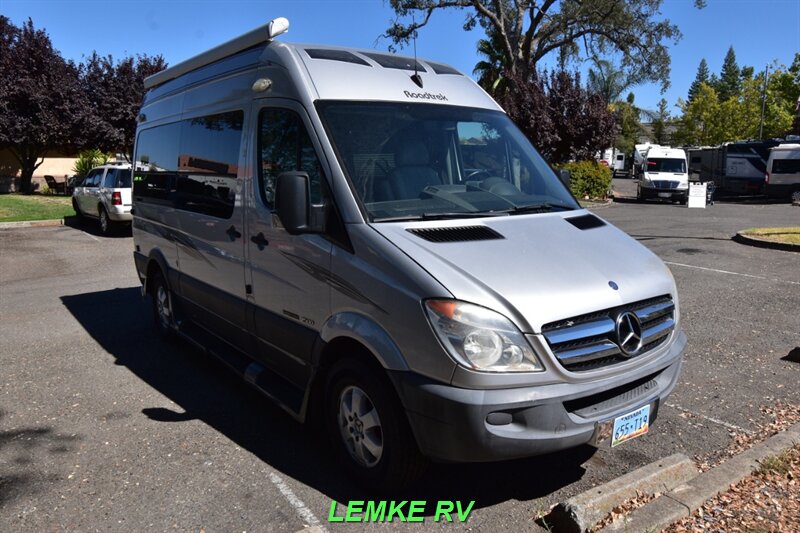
[372,211,509,222]
[494,202,576,215]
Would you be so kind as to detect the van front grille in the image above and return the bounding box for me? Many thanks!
[651,180,680,189]
[542,295,675,372]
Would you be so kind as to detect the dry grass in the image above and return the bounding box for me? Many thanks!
[741,227,800,245]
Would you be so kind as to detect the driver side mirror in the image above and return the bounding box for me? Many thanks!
[558,169,571,188]
[275,171,326,235]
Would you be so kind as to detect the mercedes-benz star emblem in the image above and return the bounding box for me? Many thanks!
[615,311,644,357]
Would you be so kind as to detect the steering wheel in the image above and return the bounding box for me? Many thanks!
[480,177,520,196]
[465,169,491,180]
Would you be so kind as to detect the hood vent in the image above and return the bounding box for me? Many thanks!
[565,214,606,230]
[407,225,504,243]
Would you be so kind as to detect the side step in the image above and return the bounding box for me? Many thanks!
[177,320,306,419]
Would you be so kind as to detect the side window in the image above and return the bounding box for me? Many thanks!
[86,170,101,187]
[258,108,323,207]
[457,122,506,179]
[772,158,800,174]
[175,111,244,219]
[102,169,117,188]
[134,122,181,206]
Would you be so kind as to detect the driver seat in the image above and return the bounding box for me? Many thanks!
[387,140,441,200]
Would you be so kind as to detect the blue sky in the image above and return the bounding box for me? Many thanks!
[3,0,799,114]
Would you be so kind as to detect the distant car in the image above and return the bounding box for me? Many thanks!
[72,163,133,234]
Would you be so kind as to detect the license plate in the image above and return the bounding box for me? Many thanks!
[658,192,672,198]
[611,405,650,447]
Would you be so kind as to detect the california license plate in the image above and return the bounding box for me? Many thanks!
[611,405,650,447]
[658,192,672,198]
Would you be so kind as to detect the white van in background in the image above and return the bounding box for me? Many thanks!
[765,144,800,201]
[635,146,689,204]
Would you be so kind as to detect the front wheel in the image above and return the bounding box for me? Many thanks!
[325,359,426,492]
[72,198,83,218]
[150,270,176,340]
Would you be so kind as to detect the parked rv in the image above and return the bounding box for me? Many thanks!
[633,145,689,203]
[687,140,785,196]
[132,18,686,489]
[765,143,800,201]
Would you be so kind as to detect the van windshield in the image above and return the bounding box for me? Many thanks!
[647,158,686,173]
[318,102,578,221]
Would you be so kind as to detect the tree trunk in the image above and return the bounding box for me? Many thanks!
[11,148,44,194]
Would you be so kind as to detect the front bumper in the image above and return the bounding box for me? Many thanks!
[641,186,688,201]
[392,330,686,463]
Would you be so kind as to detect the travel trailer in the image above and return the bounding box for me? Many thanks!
[131,18,686,489]
[687,140,784,195]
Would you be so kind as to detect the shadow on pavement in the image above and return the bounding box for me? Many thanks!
[63,215,132,238]
[60,287,593,510]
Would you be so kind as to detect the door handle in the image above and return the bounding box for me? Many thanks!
[226,225,242,241]
[250,232,269,250]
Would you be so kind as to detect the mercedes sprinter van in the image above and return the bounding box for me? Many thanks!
[132,18,686,489]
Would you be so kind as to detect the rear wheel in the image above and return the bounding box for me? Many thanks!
[98,207,112,235]
[325,358,426,492]
[791,188,800,204]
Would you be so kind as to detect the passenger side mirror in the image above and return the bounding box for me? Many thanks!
[558,169,571,188]
[275,171,325,235]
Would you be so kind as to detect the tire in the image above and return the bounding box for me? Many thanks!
[150,270,176,340]
[98,207,113,236]
[72,198,83,218]
[325,358,426,492]
[636,185,643,203]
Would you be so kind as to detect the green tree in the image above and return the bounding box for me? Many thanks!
[687,58,709,102]
[472,32,508,94]
[72,149,110,178]
[587,58,636,105]
[717,46,741,101]
[615,92,645,155]
[673,83,720,146]
[386,0,705,92]
[650,98,671,145]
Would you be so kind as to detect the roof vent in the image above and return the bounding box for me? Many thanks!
[407,226,504,243]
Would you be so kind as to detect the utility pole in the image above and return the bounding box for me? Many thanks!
[759,65,769,140]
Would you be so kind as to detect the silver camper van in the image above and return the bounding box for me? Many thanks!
[132,18,686,489]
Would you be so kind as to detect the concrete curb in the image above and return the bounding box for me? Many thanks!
[0,218,65,229]
[733,231,800,253]
[602,421,800,532]
[547,453,698,533]
[583,199,615,210]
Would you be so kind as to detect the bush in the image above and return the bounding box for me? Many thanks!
[557,160,612,200]
[73,149,110,178]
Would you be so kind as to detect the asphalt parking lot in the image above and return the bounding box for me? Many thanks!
[1,185,799,532]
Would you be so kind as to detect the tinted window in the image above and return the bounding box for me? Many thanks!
[361,52,426,72]
[134,122,181,206]
[117,169,132,188]
[772,158,800,173]
[175,111,243,219]
[258,109,323,207]
[85,170,101,187]
[133,111,243,218]
[102,168,117,188]
[305,48,370,66]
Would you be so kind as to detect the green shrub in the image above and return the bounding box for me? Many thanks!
[73,149,110,178]
[557,160,612,200]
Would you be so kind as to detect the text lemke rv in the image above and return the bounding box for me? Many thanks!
[131,18,687,489]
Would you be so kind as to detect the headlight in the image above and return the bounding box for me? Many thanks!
[677,182,689,190]
[424,300,544,372]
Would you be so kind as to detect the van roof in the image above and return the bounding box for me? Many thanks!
[144,21,500,111]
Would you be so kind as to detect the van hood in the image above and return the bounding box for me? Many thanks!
[370,211,675,333]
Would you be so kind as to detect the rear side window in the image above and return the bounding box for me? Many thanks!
[102,168,118,188]
[258,108,323,207]
[772,158,800,174]
[133,110,244,218]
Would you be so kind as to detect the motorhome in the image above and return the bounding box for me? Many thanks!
[634,145,689,203]
[765,143,800,200]
[131,18,686,489]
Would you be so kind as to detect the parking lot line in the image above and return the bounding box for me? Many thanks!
[664,261,800,286]
[268,471,328,532]
[665,402,753,434]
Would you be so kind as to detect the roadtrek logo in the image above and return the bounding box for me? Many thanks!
[403,90,448,101]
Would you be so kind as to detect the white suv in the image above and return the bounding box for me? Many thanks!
[72,163,133,234]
